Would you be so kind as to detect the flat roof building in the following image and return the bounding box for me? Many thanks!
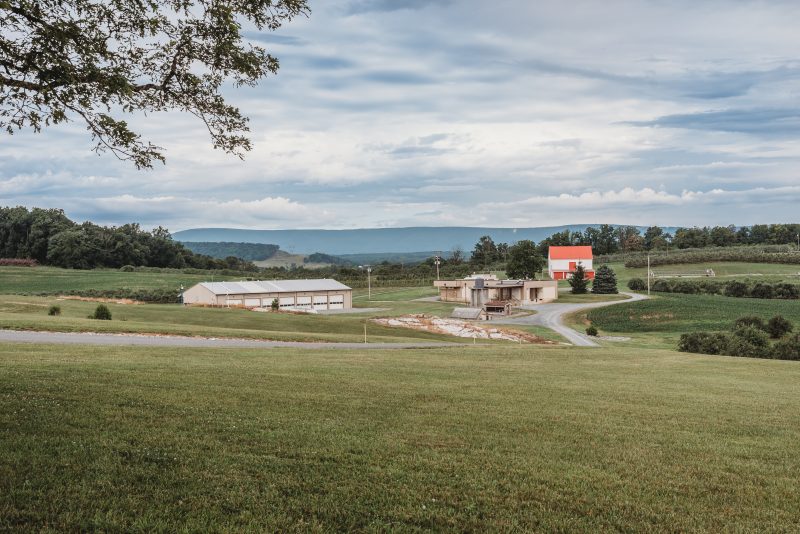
[182,279,352,311]
[434,274,558,312]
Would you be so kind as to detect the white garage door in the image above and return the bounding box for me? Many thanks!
[244,298,261,307]
[226,299,242,306]
[313,295,327,304]
[279,297,294,308]
[329,303,344,310]
[329,295,344,304]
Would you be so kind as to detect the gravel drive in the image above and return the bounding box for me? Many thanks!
[0,330,460,350]
[491,291,649,347]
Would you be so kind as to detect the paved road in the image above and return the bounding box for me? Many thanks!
[492,292,649,347]
[0,330,460,350]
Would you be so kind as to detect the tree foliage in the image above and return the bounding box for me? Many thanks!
[568,263,589,294]
[0,0,309,167]
[0,205,258,270]
[591,265,618,294]
[505,240,544,279]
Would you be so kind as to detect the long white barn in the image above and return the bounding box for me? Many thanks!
[182,279,352,310]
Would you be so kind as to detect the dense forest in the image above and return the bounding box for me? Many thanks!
[181,242,279,261]
[0,207,258,271]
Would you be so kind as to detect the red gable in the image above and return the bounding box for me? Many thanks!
[548,246,593,260]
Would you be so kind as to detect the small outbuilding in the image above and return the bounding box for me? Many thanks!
[548,246,595,280]
[182,279,352,311]
[434,274,558,308]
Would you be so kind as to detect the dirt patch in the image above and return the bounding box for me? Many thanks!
[57,296,145,305]
[372,314,555,344]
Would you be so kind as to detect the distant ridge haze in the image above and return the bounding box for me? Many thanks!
[173,225,675,255]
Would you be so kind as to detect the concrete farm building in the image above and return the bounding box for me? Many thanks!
[548,246,595,280]
[434,274,558,308]
[182,279,352,310]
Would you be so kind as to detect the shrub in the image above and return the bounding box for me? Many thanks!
[733,316,766,332]
[750,283,774,299]
[585,325,598,336]
[651,279,671,292]
[271,298,279,311]
[119,265,135,272]
[766,315,793,339]
[774,283,800,299]
[92,304,112,320]
[591,265,618,294]
[772,334,800,360]
[47,305,61,316]
[672,280,700,294]
[678,332,728,355]
[627,277,646,291]
[724,281,749,298]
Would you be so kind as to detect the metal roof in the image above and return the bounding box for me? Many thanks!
[199,279,351,295]
[548,246,593,260]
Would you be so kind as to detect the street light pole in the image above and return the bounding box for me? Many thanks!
[647,253,651,296]
[359,265,372,300]
[434,255,441,280]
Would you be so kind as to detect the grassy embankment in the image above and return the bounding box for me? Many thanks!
[2,343,800,531]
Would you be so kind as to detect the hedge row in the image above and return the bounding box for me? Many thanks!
[678,317,799,360]
[39,288,182,304]
[624,245,800,268]
[628,278,800,299]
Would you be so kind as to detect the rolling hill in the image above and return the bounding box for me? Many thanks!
[174,225,669,256]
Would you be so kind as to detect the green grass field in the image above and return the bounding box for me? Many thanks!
[2,343,800,531]
[0,293,476,344]
[608,261,800,286]
[0,266,208,294]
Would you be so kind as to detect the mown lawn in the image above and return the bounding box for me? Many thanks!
[0,294,472,344]
[1,343,800,531]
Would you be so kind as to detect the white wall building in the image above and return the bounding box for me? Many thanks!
[181,279,352,310]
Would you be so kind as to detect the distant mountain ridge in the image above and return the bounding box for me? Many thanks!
[173,225,676,256]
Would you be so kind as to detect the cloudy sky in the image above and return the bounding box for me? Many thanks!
[2,0,800,230]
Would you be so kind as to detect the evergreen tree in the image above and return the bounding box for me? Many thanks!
[569,264,589,294]
[592,265,618,294]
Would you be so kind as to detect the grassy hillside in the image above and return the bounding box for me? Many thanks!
[180,242,280,261]
[0,266,209,294]
[0,289,467,344]
[2,343,800,531]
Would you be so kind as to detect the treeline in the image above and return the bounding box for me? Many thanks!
[0,206,258,271]
[466,223,800,259]
[627,277,800,299]
[180,242,279,261]
[623,245,800,268]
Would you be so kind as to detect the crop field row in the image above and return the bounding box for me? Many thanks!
[585,293,800,334]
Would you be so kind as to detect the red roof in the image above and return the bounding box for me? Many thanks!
[548,246,593,260]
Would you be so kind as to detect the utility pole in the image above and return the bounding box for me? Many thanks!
[359,265,372,300]
[647,253,651,296]
[434,255,441,280]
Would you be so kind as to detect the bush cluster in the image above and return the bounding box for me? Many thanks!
[585,326,598,336]
[627,278,647,291]
[678,315,798,360]
[648,279,799,299]
[47,305,61,316]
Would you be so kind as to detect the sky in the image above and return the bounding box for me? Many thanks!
[2,0,800,231]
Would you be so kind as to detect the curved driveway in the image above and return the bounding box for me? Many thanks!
[493,291,649,347]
